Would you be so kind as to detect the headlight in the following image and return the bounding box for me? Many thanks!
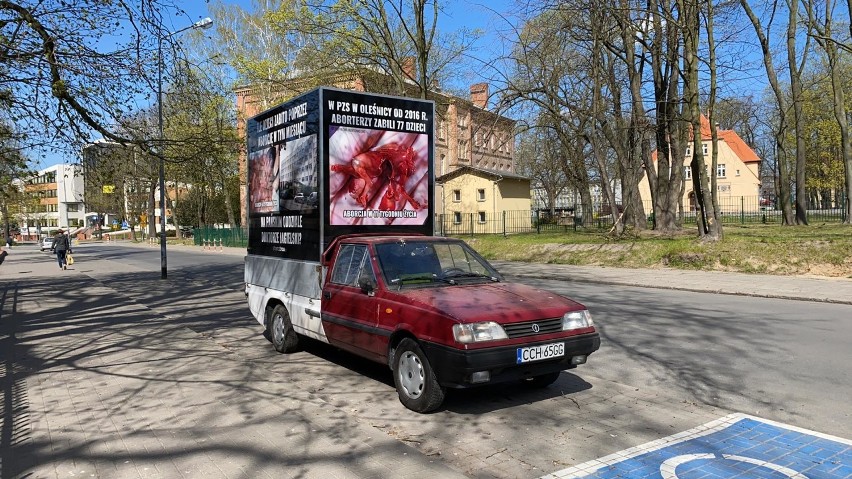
[453,322,508,343]
[562,310,594,331]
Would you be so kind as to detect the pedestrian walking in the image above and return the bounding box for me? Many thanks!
[0,247,8,266]
[51,229,72,270]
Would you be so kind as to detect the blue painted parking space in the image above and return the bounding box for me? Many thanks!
[543,414,852,479]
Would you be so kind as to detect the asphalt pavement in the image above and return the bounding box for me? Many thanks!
[1,241,850,479]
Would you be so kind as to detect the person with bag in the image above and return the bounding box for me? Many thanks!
[51,229,72,270]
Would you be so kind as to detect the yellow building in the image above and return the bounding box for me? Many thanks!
[436,166,531,235]
[640,116,762,212]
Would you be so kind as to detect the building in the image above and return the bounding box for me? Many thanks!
[17,164,86,240]
[639,116,761,212]
[234,71,521,228]
[437,166,531,235]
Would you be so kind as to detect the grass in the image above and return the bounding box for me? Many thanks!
[462,223,852,278]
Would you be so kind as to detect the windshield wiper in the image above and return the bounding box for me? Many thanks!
[442,272,499,282]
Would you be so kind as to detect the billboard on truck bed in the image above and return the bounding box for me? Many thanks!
[247,87,434,261]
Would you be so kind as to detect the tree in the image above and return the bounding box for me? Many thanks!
[0,0,199,158]
[741,0,798,225]
[682,0,721,240]
[515,122,572,215]
[805,0,852,223]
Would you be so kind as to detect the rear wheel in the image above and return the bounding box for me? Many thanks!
[392,338,445,413]
[267,304,298,353]
[522,371,561,388]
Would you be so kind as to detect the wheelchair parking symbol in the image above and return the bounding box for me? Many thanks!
[660,453,808,479]
[542,414,852,479]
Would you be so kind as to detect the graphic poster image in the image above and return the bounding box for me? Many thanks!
[328,127,429,226]
[248,146,279,214]
[279,135,318,212]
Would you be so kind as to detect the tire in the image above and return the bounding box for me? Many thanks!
[267,304,299,353]
[522,371,561,388]
[392,338,445,413]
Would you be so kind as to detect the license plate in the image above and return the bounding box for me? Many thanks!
[517,342,565,364]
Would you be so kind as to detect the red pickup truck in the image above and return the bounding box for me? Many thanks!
[256,234,601,413]
[244,87,600,412]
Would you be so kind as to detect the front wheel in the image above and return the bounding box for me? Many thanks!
[392,338,445,413]
[267,304,299,353]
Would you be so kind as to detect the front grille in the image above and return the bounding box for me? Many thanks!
[503,317,562,338]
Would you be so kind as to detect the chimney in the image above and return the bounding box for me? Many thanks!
[470,83,489,109]
[402,57,416,80]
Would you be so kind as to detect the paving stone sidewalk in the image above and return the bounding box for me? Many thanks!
[0,248,468,479]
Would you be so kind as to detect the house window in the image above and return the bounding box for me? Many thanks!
[684,166,692,179]
[478,212,486,223]
[453,212,462,224]
[717,163,726,178]
[736,169,740,176]
[702,144,708,155]
[452,189,461,202]
[685,147,691,157]
[67,204,79,212]
[457,140,468,160]
[477,188,486,201]
[438,120,446,139]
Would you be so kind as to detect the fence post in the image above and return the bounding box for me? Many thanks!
[536,210,540,234]
[469,213,474,236]
[502,211,507,237]
[741,196,745,224]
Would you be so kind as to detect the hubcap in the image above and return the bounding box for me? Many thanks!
[273,314,284,343]
[398,351,425,399]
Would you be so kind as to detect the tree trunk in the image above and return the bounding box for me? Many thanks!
[649,0,686,233]
[221,174,237,229]
[740,0,796,225]
[705,0,723,239]
[683,0,721,240]
[787,0,809,225]
[148,179,157,238]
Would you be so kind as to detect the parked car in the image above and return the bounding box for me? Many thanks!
[306,191,318,207]
[40,237,54,252]
[294,193,305,203]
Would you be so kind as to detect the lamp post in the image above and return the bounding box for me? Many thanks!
[157,17,213,279]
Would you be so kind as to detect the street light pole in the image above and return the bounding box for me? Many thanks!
[157,17,213,279]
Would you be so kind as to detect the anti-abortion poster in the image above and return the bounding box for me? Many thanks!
[246,90,320,259]
[322,88,434,239]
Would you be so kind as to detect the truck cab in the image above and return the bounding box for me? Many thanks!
[311,234,600,412]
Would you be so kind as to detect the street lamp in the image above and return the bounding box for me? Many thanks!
[157,17,213,279]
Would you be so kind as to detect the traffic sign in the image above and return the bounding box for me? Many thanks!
[542,414,852,479]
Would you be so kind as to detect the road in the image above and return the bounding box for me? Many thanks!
[8,242,851,478]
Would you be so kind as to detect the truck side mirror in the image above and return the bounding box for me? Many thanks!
[359,277,376,296]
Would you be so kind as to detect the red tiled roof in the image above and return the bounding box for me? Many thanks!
[650,115,760,164]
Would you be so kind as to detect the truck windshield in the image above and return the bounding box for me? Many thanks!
[375,240,498,286]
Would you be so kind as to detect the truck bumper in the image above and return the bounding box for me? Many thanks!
[420,333,601,389]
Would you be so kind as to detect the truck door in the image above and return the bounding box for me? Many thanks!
[322,243,385,362]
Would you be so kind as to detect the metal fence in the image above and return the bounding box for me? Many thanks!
[192,226,248,247]
[440,195,848,236]
[194,195,847,241]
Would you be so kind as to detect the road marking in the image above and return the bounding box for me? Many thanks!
[660,453,809,479]
[541,413,852,479]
